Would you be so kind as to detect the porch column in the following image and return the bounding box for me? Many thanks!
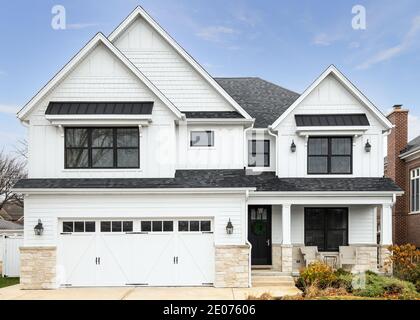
[380,204,392,245]
[281,204,292,273]
[379,204,393,274]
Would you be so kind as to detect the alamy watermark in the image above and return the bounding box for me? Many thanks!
[352,5,367,30]
[51,5,66,30]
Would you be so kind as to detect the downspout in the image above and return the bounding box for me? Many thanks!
[243,122,254,169]
[267,125,279,176]
[244,189,252,287]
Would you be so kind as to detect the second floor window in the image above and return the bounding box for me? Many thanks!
[65,127,139,169]
[248,140,270,167]
[307,137,352,174]
[411,168,420,212]
[190,131,214,147]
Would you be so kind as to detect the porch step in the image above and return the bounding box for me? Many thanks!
[251,271,296,287]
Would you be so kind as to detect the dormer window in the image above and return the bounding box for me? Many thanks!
[65,127,139,169]
[307,137,352,174]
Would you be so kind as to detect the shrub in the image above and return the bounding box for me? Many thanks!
[247,293,275,300]
[354,272,419,299]
[297,261,337,290]
[389,244,420,292]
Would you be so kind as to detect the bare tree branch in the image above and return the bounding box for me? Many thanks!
[0,151,27,210]
[14,139,28,161]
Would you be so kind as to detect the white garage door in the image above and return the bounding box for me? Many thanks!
[57,219,214,287]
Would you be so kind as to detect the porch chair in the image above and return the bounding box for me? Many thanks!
[338,246,357,268]
[300,246,320,267]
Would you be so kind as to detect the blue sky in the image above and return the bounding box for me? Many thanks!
[1,0,420,154]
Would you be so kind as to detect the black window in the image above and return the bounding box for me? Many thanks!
[304,208,348,251]
[178,221,189,232]
[190,131,214,147]
[307,137,352,174]
[63,221,95,233]
[248,140,270,167]
[65,127,139,169]
[101,221,111,232]
[152,221,163,232]
[141,221,151,232]
[178,220,211,232]
[123,221,133,232]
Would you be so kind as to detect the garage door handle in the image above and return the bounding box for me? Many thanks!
[98,257,101,265]
[95,257,98,265]
[176,256,178,264]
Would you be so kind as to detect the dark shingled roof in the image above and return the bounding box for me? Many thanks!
[45,102,154,115]
[184,111,244,119]
[401,135,420,155]
[214,77,300,128]
[14,170,401,192]
[295,114,369,127]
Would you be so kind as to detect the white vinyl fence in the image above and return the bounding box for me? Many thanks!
[1,235,23,277]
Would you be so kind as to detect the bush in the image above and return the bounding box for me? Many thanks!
[354,272,419,299]
[297,261,337,290]
[389,244,420,292]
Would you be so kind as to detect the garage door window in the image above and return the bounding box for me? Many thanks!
[62,221,96,233]
[100,221,133,232]
[178,220,212,232]
[141,220,174,232]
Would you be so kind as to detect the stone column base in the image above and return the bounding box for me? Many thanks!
[378,246,392,274]
[272,244,282,271]
[214,245,250,288]
[281,245,293,273]
[20,246,57,290]
[350,246,378,273]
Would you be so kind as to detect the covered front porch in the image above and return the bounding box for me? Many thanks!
[246,192,395,274]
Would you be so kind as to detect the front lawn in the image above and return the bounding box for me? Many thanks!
[0,277,19,288]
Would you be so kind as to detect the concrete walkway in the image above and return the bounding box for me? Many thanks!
[0,284,301,300]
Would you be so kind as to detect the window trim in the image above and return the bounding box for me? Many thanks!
[304,207,349,252]
[248,139,270,168]
[307,136,353,175]
[64,127,140,169]
[410,168,420,213]
[189,130,215,147]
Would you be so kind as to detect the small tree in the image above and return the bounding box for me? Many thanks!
[0,151,26,210]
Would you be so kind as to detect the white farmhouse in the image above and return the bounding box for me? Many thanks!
[14,7,402,289]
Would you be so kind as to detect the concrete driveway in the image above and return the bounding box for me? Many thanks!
[0,284,301,300]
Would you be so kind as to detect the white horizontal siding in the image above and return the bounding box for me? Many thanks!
[349,205,377,244]
[114,17,235,112]
[24,193,246,247]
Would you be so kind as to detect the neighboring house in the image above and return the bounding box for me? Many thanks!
[13,7,402,289]
[385,105,420,247]
[0,220,23,236]
[0,204,24,224]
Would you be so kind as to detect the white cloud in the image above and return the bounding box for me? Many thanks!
[357,15,420,69]
[0,104,18,114]
[313,33,333,46]
[233,10,261,27]
[196,26,238,42]
[66,22,98,30]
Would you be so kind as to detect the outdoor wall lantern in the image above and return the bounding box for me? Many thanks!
[365,140,371,153]
[290,140,296,153]
[34,219,44,236]
[226,219,234,235]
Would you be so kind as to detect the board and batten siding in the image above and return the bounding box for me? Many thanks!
[271,205,377,245]
[26,44,177,179]
[275,74,385,178]
[23,193,247,247]
[113,16,235,112]
[176,124,245,169]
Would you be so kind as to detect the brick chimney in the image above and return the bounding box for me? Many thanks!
[386,104,408,244]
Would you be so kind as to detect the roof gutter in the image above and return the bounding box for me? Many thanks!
[13,187,257,195]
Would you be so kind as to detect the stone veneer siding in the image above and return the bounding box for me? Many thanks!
[214,245,250,288]
[281,245,293,273]
[378,246,393,274]
[20,246,56,289]
[272,244,282,271]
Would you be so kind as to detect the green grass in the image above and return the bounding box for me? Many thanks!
[0,277,19,288]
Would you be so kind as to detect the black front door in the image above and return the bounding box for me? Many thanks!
[248,206,272,265]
